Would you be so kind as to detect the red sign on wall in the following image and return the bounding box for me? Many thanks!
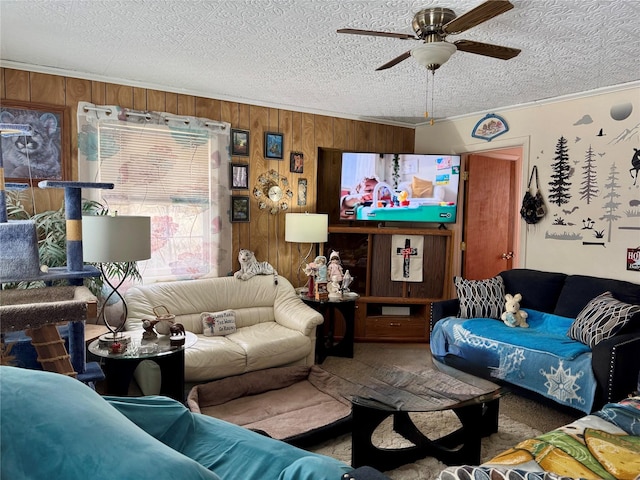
[627,248,640,272]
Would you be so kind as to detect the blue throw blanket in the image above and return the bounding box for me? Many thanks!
[0,366,352,480]
[431,309,596,413]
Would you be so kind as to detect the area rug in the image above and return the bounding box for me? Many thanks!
[308,404,542,479]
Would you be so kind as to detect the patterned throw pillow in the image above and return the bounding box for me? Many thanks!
[454,275,505,319]
[201,310,237,337]
[568,292,640,347]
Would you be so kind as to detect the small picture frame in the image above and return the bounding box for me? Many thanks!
[230,196,250,222]
[264,132,284,159]
[231,129,250,157]
[297,178,307,206]
[230,163,249,189]
[290,151,304,173]
[0,100,71,184]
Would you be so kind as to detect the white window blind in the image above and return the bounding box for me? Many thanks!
[98,122,211,203]
[98,122,213,282]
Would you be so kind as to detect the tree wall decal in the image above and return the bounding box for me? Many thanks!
[579,144,599,205]
[600,162,622,243]
[548,136,572,206]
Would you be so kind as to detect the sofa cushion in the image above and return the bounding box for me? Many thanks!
[201,310,237,336]
[554,275,640,319]
[499,269,567,313]
[454,275,505,319]
[568,292,640,347]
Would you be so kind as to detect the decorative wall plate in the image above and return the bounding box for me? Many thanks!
[471,113,509,142]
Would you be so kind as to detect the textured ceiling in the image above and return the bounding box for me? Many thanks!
[1,0,639,126]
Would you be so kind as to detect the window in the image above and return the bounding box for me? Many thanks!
[77,102,232,284]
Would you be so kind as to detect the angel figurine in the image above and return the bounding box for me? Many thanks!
[341,269,353,293]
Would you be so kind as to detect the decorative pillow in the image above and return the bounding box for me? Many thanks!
[454,275,505,319]
[201,310,237,337]
[411,176,434,198]
[568,291,640,347]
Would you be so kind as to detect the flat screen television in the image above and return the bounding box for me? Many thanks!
[339,152,461,224]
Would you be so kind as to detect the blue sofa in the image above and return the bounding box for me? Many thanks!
[430,269,640,413]
[0,367,389,480]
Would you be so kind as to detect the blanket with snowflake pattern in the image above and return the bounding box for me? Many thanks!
[431,309,596,413]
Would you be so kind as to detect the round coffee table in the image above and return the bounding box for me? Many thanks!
[88,330,197,401]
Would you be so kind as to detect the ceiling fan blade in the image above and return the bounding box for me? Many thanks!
[454,39,520,60]
[443,0,514,35]
[337,28,417,40]
[376,51,412,71]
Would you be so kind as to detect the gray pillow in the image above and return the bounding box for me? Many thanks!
[454,275,505,319]
[568,291,640,347]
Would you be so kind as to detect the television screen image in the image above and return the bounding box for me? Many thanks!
[339,152,461,224]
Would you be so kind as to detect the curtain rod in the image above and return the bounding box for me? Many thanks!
[83,106,227,129]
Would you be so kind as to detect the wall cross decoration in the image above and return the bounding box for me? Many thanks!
[397,238,418,279]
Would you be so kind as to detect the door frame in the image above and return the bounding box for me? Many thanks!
[449,135,530,278]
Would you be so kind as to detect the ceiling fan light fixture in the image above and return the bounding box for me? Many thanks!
[411,42,457,71]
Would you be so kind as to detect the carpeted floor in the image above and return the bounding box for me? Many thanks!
[307,342,582,479]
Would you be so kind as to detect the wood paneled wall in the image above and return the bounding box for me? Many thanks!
[1,68,414,283]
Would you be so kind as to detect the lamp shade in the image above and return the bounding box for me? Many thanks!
[285,213,328,244]
[82,215,151,263]
[411,42,457,70]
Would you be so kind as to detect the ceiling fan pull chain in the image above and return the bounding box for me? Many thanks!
[424,71,430,119]
[430,70,436,126]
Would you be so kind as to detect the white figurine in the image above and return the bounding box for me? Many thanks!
[341,269,353,293]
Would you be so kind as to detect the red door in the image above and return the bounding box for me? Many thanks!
[463,151,519,280]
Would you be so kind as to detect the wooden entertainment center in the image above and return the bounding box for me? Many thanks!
[326,226,453,342]
[318,149,455,343]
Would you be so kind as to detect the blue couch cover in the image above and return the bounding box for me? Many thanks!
[431,309,597,412]
[431,269,640,411]
[0,366,354,480]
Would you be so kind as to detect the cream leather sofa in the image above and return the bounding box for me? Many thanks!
[124,275,323,391]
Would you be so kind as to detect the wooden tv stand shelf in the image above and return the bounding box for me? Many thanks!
[326,226,453,343]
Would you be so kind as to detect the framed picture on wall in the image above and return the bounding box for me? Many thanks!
[290,151,304,173]
[230,163,249,189]
[0,100,71,184]
[297,178,307,206]
[264,132,284,159]
[230,196,250,222]
[231,129,250,157]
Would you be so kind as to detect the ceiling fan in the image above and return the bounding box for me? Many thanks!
[337,0,521,72]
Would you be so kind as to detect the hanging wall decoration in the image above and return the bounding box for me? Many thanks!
[253,169,289,214]
[290,151,304,173]
[231,129,250,157]
[471,113,509,142]
[390,235,424,282]
[0,100,71,183]
[627,247,640,272]
[264,132,284,159]
[297,178,307,206]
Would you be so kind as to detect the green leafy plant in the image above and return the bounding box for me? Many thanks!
[3,190,141,297]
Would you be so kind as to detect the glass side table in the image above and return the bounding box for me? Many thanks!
[88,329,197,401]
[301,293,359,363]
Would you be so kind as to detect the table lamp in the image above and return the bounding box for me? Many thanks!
[82,214,151,345]
[285,213,328,287]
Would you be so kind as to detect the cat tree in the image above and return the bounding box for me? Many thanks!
[0,122,112,381]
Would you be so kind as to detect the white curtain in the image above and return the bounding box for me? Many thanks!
[77,102,232,284]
